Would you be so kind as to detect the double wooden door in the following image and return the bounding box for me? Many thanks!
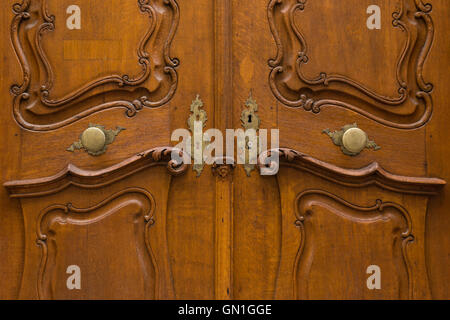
[0,0,449,299]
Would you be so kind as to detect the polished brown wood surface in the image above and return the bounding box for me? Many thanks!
[0,0,449,300]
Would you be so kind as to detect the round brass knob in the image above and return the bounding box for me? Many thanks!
[342,127,368,154]
[80,127,106,153]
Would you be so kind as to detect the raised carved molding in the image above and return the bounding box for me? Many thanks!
[258,148,446,195]
[11,0,179,131]
[5,146,445,197]
[4,147,188,198]
[36,187,157,299]
[294,190,414,299]
[268,0,434,129]
[211,156,236,178]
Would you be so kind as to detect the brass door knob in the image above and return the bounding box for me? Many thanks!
[67,124,125,156]
[323,123,380,156]
[342,127,367,154]
[81,127,106,153]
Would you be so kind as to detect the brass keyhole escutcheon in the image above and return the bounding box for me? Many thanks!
[240,93,260,176]
[81,127,106,153]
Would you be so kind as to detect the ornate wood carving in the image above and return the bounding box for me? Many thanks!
[4,147,188,198]
[268,0,434,129]
[294,190,414,299]
[11,0,179,131]
[211,157,236,178]
[258,148,446,195]
[36,188,157,299]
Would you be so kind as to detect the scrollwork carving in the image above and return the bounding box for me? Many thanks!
[10,0,180,131]
[268,0,434,129]
[258,148,445,195]
[4,146,189,198]
[36,188,157,299]
[293,190,414,299]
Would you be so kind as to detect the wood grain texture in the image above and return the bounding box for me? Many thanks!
[229,0,448,300]
[0,0,449,300]
[1,0,217,300]
[4,147,188,197]
[35,188,158,299]
[164,0,217,299]
[258,148,445,195]
[213,0,234,300]
[231,147,443,299]
[268,0,434,129]
[294,191,419,299]
[17,169,176,299]
[11,0,179,131]
[275,169,433,299]
[424,0,450,299]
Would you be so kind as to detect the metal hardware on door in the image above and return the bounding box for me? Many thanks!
[187,95,208,176]
[241,93,260,176]
[241,94,260,131]
[67,124,125,156]
[323,123,380,156]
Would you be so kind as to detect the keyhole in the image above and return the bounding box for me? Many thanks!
[248,115,252,123]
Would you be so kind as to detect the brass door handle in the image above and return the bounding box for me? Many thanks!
[67,124,125,156]
[81,127,107,153]
[323,123,380,156]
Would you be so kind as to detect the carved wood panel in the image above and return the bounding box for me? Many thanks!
[11,0,179,131]
[36,188,157,299]
[268,0,434,129]
[271,154,441,299]
[6,147,188,299]
[1,0,448,301]
[294,190,413,299]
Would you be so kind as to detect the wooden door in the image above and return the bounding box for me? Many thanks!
[0,0,449,300]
